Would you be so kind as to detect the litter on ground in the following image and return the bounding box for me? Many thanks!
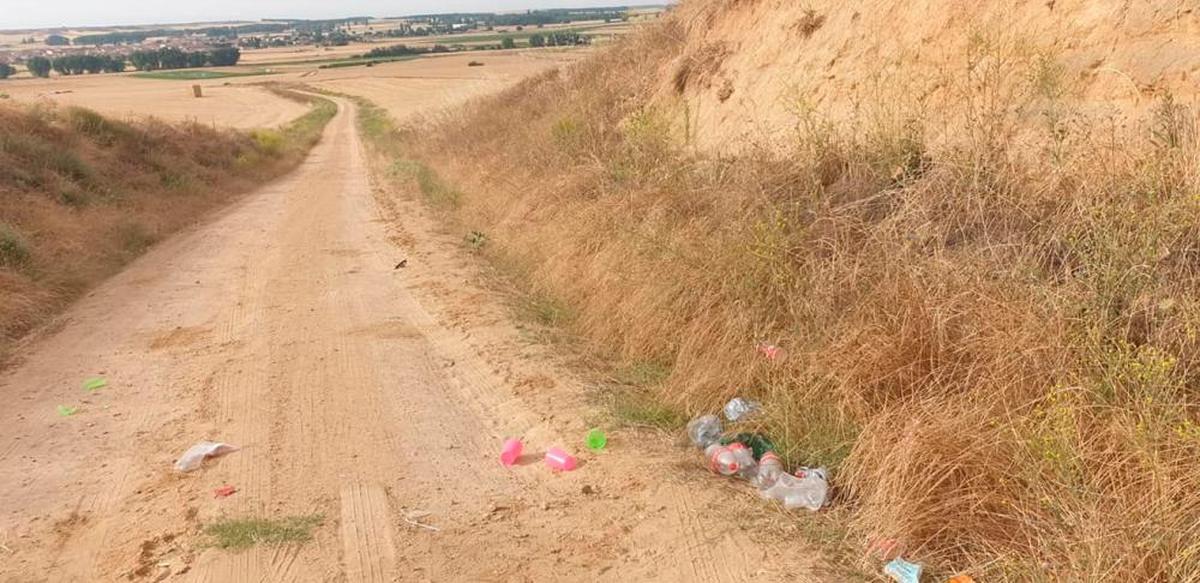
[56,405,79,417]
[174,441,240,472]
[884,557,922,583]
[585,428,607,451]
[82,377,108,392]
[499,438,523,466]
[723,397,761,422]
[756,342,785,361]
[544,447,577,471]
[214,485,237,498]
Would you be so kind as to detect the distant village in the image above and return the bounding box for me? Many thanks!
[0,8,633,64]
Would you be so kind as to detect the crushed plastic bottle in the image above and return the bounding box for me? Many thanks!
[883,557,922,583]
[761,466,828,511]
[751,451,785,489]
[723,398,761,422]
[686,414,722,449]
[705,442,757,478]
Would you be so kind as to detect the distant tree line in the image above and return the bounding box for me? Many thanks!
[13,46,240,79]
[528,31,592,47]
[362,44,425,58]
[50,54,127,75]
[129,46,240,71]
[73,24,288,46]
[0,62,15,79]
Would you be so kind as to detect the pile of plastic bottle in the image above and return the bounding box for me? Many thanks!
[686,402,829,512]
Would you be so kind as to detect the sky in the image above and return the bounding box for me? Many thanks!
[0,1,665,30]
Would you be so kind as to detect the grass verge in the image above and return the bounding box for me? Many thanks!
[349,2,1200,580]
[131,69,276,80]
[0,92,335,361]
[203,514,324,550]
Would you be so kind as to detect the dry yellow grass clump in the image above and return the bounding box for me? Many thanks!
[364,4,1200,580]
[0,90,334,357]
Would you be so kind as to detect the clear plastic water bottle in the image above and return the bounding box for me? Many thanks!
[751,451,785,489]
[705,442,757,478]
[723,397,761,422]
[687,414,722,449]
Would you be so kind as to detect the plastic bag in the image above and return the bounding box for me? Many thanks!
[174,441,239,472]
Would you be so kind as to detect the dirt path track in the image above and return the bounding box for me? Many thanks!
[0,98,818,582]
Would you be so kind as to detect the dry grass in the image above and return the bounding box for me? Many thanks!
[360,5,1200,581]
[0,92,334,359]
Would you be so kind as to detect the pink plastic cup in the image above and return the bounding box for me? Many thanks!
[544,447,577,471]
[500,438,523,467]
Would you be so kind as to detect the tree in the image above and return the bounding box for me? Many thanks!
[51,57,71,75]
[101,56,126,73]
[207,46,241,67]
[0,63,15,79]
[27,56,52,78]
[45,34,70,46]
[81,55,104,74]
[129,50,159,71]
[187,51,208,68]
[501,37,516,50]
[156,47,188,70]
[529,34,545,48]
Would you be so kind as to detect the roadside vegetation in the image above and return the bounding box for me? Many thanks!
[357,4,1200,581]
[0,88,334,359]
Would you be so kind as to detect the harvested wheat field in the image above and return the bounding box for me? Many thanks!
[305,51,586,121]
[1,75,310,129]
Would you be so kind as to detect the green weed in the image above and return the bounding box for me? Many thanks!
[203,514,324,550]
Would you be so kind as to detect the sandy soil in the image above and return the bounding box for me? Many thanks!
[0,76,309,130]
[0,97,823,582]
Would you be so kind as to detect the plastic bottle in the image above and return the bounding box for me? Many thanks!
[761,466,828,510]
[751,451,785,489]
[687,414,722,449]
[500,438,523,467]
[544,447,577,471]
[705,442,757,478]
[723,398,761,422]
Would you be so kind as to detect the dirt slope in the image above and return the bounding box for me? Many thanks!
[664,0,1200,151]
[0,97,823,582]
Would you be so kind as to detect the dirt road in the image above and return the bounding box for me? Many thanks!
[0,98,818,582]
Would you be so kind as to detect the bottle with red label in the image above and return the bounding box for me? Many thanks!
[704,442,757,478]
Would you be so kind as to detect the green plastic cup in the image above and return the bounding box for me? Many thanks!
[585,428,607,451]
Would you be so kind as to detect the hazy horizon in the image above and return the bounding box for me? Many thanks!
[1,1,666,31]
